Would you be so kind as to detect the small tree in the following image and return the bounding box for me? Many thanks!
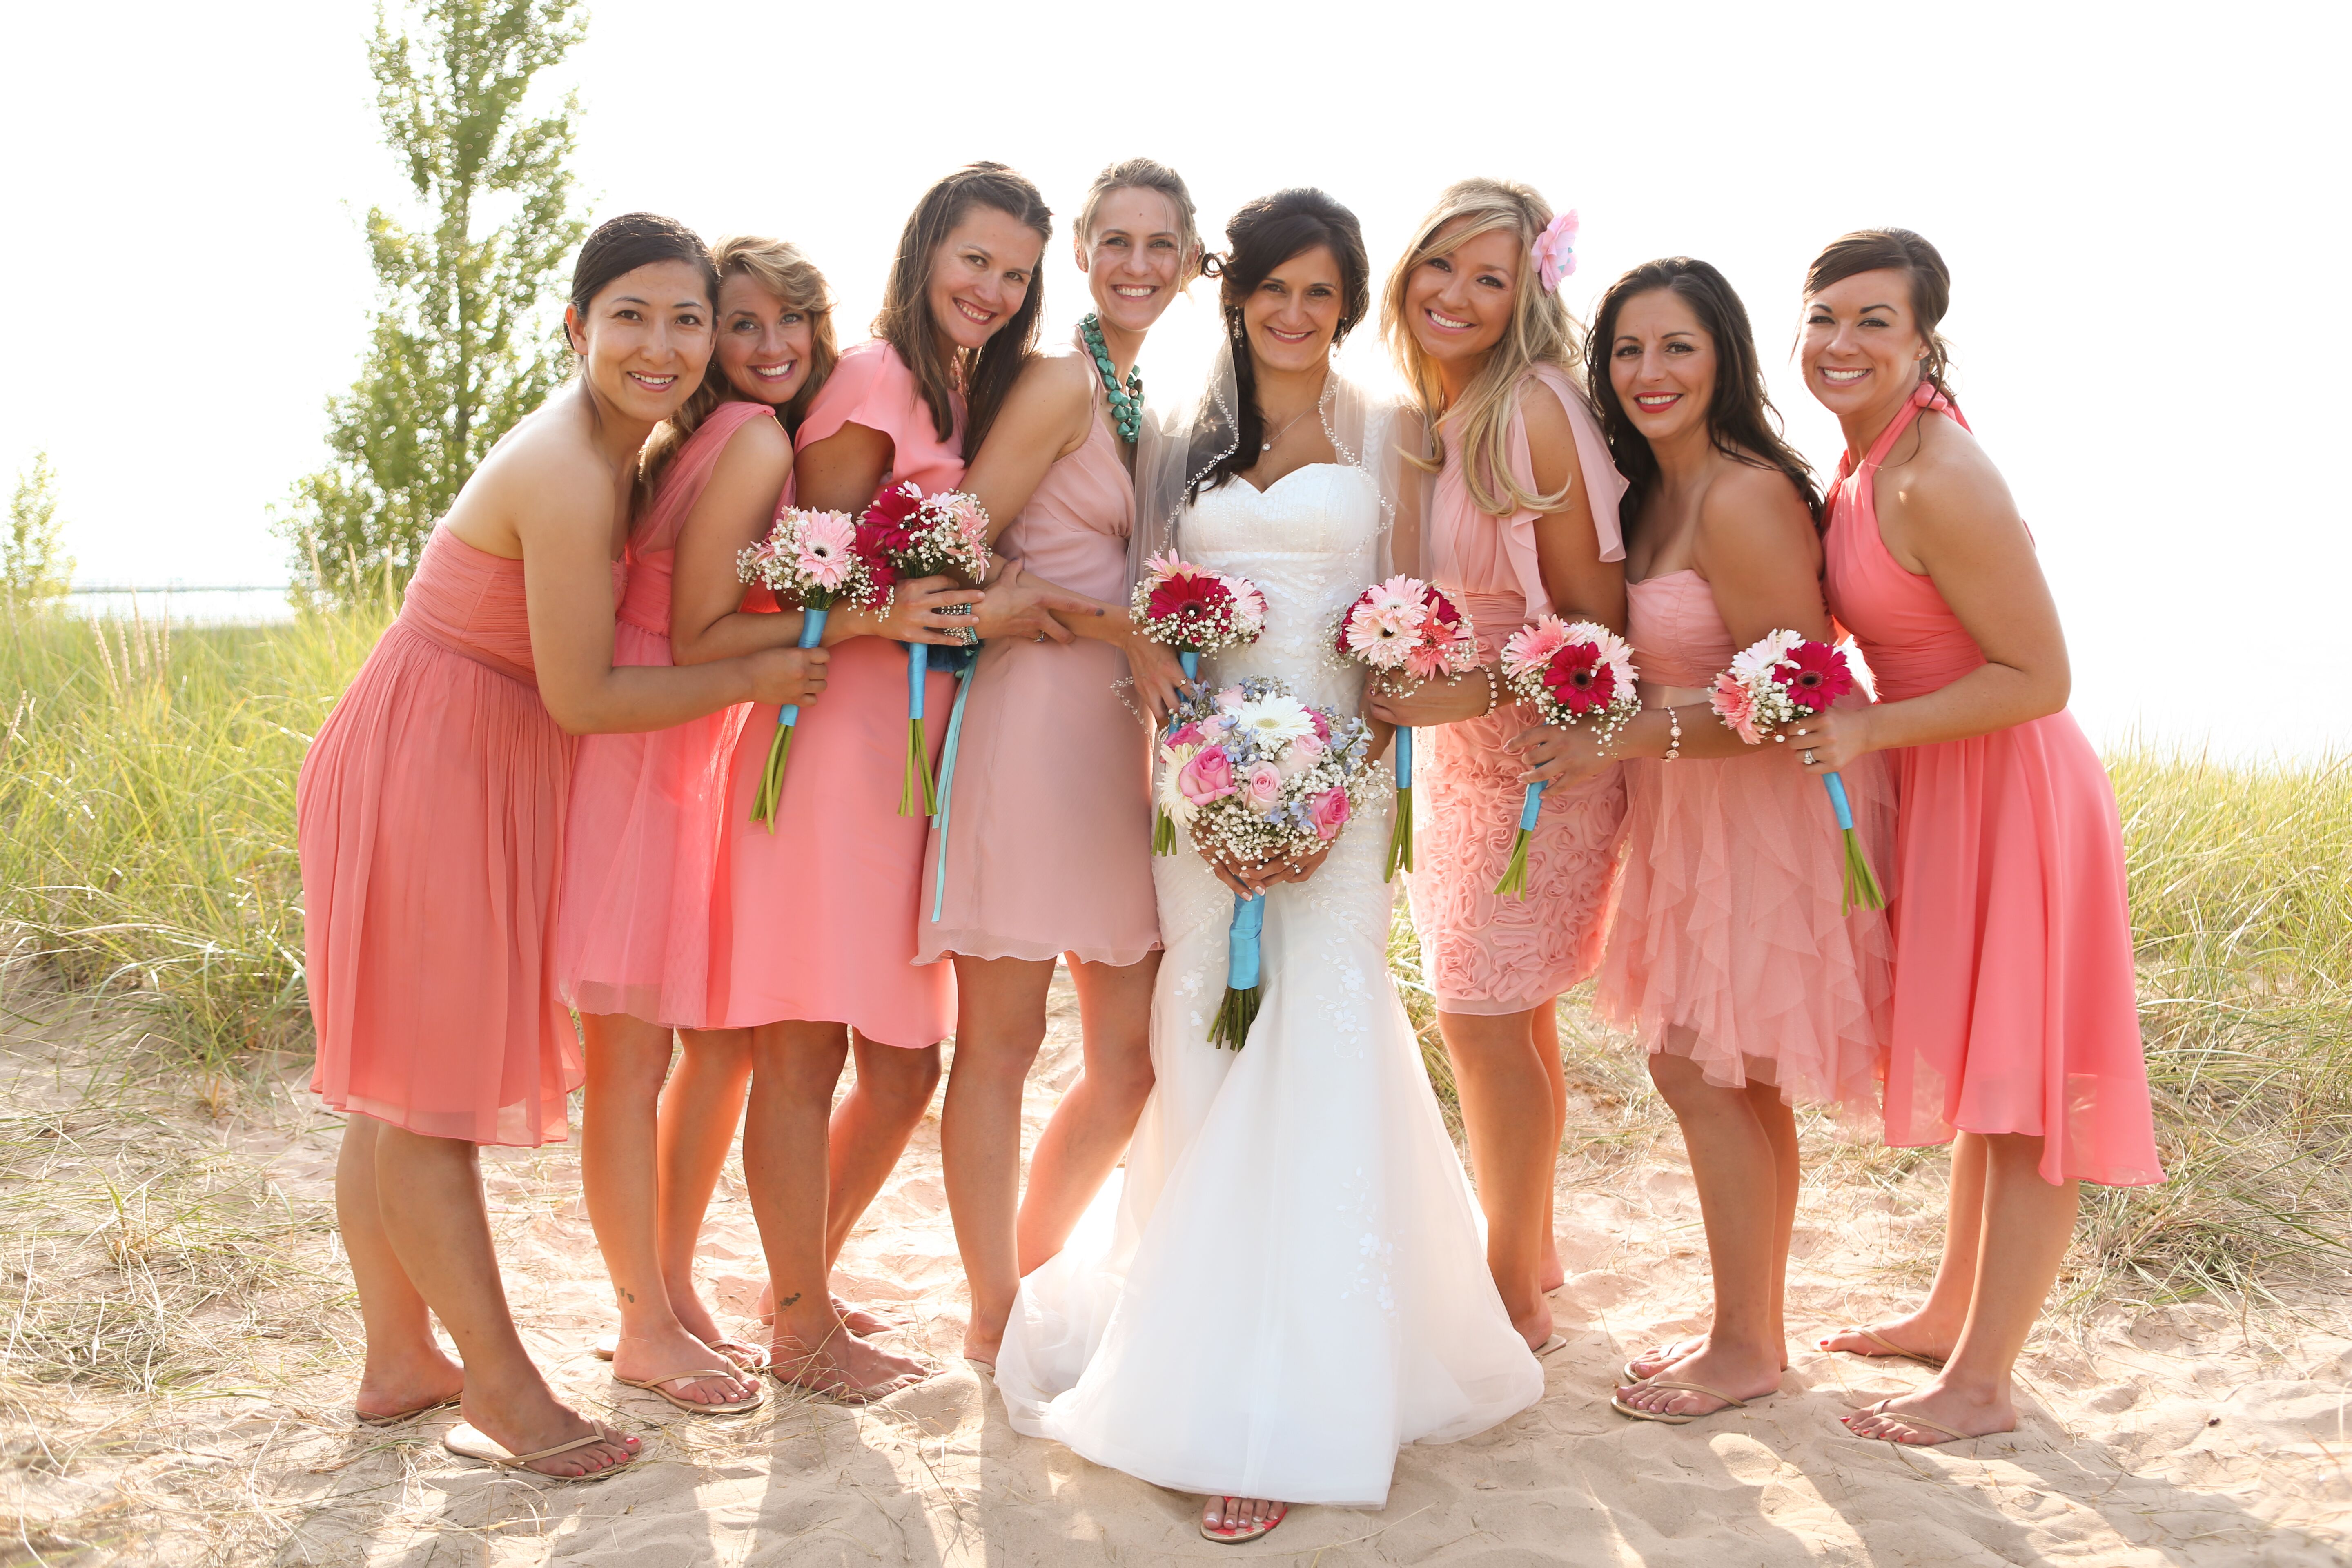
[279,0,588,608]
[4,453,75,612]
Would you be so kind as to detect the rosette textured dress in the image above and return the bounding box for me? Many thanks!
[918,376,1159,967]
[557,400,772,1025]
[301,528,624,1146]
[1408,363,1630,1014]
[708,340,958,1045]
[1823,384,2161,1187]
[1594,570,1894,1107]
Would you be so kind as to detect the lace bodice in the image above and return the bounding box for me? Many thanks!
[1181,463,1381,713]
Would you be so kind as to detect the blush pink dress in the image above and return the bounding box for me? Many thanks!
[556,401,772,1026]
[300,527,624,1147]
[1408,364,1631,1015]
[1824,383,2161,1187]
[1594,571,1893,1109]
[708,340,958,1045]
[918,381,1159,967]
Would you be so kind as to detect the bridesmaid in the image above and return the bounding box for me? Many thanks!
[924,157,1200,1370]
[560,235,979,1405]
[1516,257,1895,1422]
[300,213,826,1475]
[1368,178,1628,1351]
[703,164,1072,1398]
[1792,229,2163,1444]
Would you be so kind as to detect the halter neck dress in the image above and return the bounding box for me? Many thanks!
[1406,363,1630,1015]
[1823,383,2161,1186]
[707,339,959,1045]
[1594,570,1892,1109]
[556,399,773,1026]
[918,349,1159,969]
[301,526,626,1146]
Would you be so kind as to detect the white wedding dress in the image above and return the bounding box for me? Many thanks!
[997,462,1542,1509]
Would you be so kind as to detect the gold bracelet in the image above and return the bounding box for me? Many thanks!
[1662,706,1682,761]
[1483,664,1500,716]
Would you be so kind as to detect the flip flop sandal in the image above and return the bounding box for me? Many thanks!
[1846,1398,1977,1446]
[1537,1335,1570,1357]
[1201,1501,1290,1544]
[1826,1326,1947,1370]
[1610,1378,1754,1425]
[356,1396,459,1428]
[767,1355,927,1407]
[442,1422,635,1480]
[593,1334,770,1372]
[1620,1338,1705,1385]
[614,1368,766,1415]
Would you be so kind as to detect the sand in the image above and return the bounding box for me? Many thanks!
[0,979,2345,1566]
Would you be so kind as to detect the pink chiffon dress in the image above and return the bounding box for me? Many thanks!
[555,401,772,1026]
[1407,363,1631,1015]
[707,340,959,1045]
[1824,383,2162,1186]
[918,381,1159,968]
[300,526,624,1146]
[1594,571,1894,1109]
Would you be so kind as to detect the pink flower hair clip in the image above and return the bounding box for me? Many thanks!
[1531,209,1580,295]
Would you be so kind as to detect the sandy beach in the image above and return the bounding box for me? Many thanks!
[0,976,2344,1566]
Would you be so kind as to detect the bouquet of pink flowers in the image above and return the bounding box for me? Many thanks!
[1131,552,1267,853]
[1156,675,1379,1047]
[859,481,994,817]
[1709,629,1885,912]
[737,506,890,830]
[1331,575,1480,881]
[1493,616,1640,896]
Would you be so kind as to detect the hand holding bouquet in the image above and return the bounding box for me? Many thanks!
[1331,575,1479,880]
[1709,630,1885,912]
[737,506,889,830]
[1493,617,1640,896]
[1156,676,1379,1047]
[860,481,994,817]
[1130,552,1267,853]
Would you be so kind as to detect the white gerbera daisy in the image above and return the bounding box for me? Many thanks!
[1229,693,1314,748]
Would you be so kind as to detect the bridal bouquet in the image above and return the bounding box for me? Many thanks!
[860,481,994,817]
[737,506,889,830]
[1157,676,1378,1047]
[1131,552,1267,853]
[1330,575,1480,881]
[1493,617,1640,896]
[1709,629,1886,913]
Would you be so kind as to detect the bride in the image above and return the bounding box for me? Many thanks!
[996,189,1543,1546]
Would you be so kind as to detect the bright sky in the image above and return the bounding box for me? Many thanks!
[5,0,2345,756]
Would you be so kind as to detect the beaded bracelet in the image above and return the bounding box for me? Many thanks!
[1663,706,1683,761]
[1481,664,1501,716]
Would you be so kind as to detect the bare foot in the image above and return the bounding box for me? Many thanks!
[456,1391,639,1479]
[354,1344,466,1424]
[1843,1379,2016,1445]
[754,1280,909,1339]
[770,1328,930,1404]
[1623,1333,1792,1384]
[610,1328,760,1409]
[1615,1341,1783,1419]
[1817,1312,1957,1368]
[664,1289,768,1370]
[1539,1241,1566,1295]
[1202,1496,1290,1541]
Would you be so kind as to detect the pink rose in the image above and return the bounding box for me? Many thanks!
[1166,721,1204,748]
[1178,747,1236,805]
[1291,730,1325,762]
[1243,760,1283,806]
[1309,788,1351,840]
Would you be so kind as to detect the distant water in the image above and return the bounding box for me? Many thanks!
[65,587,296,625]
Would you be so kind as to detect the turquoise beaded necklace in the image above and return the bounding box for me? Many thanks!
[1078,312,1143,443]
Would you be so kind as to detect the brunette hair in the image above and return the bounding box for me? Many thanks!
[1802,227,1954,398]
[639,236,838,498]
[1076,156,1204,282]
[872,163,1052,461]
[567,211,718,340]
[1585,257,1821,532]
[1194,188,1370,499]
[1382,177,1584,517]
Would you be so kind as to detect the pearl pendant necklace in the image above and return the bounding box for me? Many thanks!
[1078,313,1142,443]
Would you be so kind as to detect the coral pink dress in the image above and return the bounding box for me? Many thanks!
[919,378,1159,967]
[1824,384,2161,1186]
[1595,572,1893,1108]
[556,401,773,1025]
[708,341,958,1045]
[1408,365,1630,1014]
[300,527,624,1146]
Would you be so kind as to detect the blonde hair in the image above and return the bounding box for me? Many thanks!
[639,234,838,499]
[1381,178,1585,517]
[1075,157,1204,285]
